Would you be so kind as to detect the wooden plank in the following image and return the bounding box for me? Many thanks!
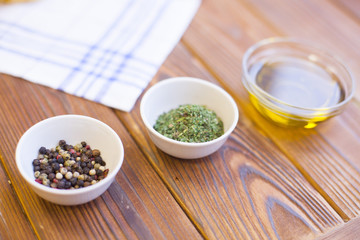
[0,73,202,239]
[180,0,360,220]
[317,217,360,240]
[331,0,360,22]
[117,41,344,239]
[0,158,36,239]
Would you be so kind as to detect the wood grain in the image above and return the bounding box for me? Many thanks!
[0,74,202,240]
[0,0,359,239]
[0,156,36,239]
[116,40,344,239]
[316,217,360,240]
[181,0,360,220]
[331,0,360,20]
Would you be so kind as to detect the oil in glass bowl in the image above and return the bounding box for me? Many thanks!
[242,38,354,128]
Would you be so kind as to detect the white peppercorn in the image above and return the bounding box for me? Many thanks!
[56,172,63,180]
[65,172,73,180]
[89,169,96,176]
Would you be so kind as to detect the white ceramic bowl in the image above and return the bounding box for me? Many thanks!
[140,77,239,159]
[16,115,124,205]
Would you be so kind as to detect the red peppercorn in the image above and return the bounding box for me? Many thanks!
[35,179,42,184]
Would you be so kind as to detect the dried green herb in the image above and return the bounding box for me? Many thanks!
[154,104,224,143]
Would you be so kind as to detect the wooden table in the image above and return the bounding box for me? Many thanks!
[1,0,360,239]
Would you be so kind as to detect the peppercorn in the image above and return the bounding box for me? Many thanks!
[73,171,80,179]
[57,156,64,164]
[81,155,88,162]
[44,166,52,175]
[42,179,50,186]
[92,149,100,157]
[65,172,73,180]
[34,171,40,178]
[64,181,71,189]
[33,159,40,166]
[77,180,84,187]
[94,156,102,163]
[56,172,63,180]
[89,169,96,176]
[96,169,103,176]
[33,140,109,190]
[70,177,77,186]
[48,173,55,181]
[51,162,60,171]
[57,180,65,189]
[39,147,47,154]
[60,167,67,175]
[59,140,66,146]
[83,167,90,175]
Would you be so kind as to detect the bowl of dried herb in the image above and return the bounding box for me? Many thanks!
[140,77,239,159]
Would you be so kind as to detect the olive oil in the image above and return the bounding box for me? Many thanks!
[248,57,345,128]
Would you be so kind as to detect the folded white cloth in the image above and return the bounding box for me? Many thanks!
[0,0,201,111]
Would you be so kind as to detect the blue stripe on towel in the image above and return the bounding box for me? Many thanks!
[0,22,157,68]
[0,20,88,47]
[94,0,171,101]
[76,1,156,97]
[58,0,135,91]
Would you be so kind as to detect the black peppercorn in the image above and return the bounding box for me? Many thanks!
[33,159,40,166]
[64,181,71,189]
[70,177,77,186]
[59,140,66,147]
[51,162,60,171]
[96,169,103,176]
[94,156,102,163]
[57,156,64,164]
[45,166,52,175]
[48,173,55,181]
[83,167,90,175]
[33,140,108,190]
[39,147,47,154]
[57,180,66,189]
[77,180,84,187]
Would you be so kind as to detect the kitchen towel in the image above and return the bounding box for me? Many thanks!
[0,0,201,111]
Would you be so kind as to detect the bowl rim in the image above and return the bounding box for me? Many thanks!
[242,37,355,113]
[140,77,239,146]
[15,114,124,196]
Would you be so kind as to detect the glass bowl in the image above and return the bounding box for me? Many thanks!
[242,38,354,128]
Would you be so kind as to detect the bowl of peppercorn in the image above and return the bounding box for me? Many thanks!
[16,114,124,205]
[140,77,239,159]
